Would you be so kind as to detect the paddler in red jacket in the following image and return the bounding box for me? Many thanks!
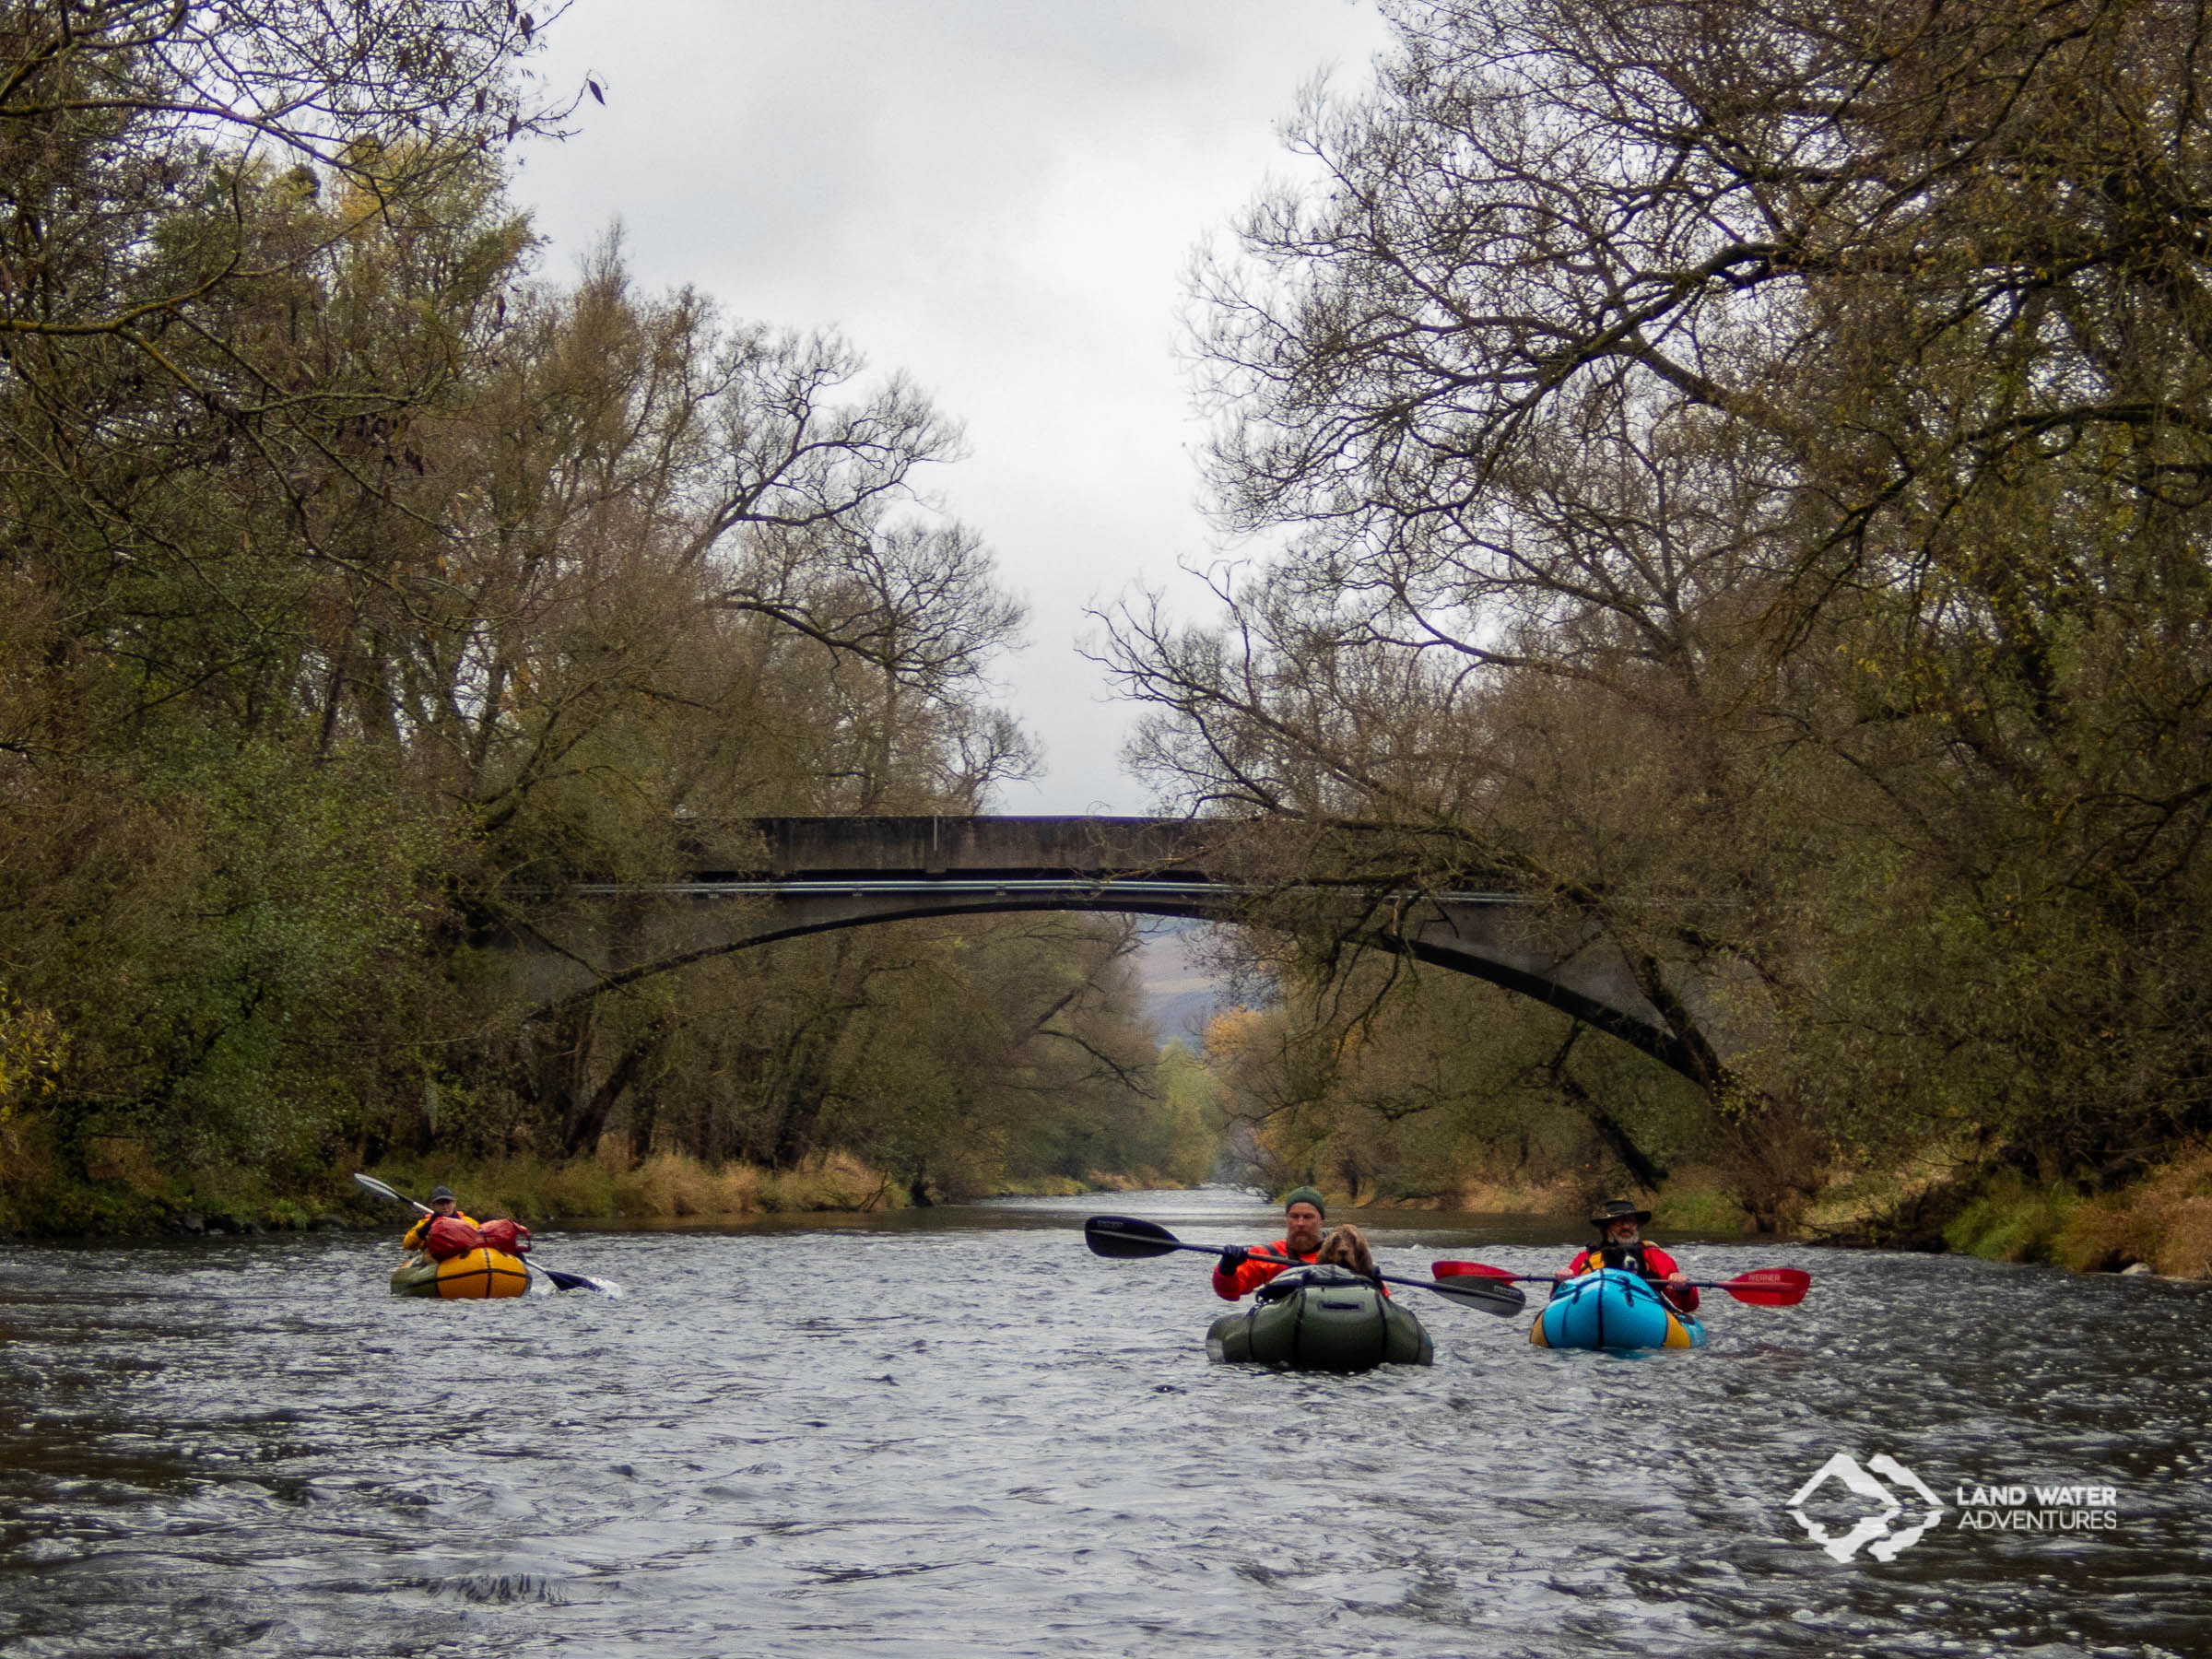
[400,1186,477,1255]
[1555,1198,1699,1312]
[1212,1186,1328,1300]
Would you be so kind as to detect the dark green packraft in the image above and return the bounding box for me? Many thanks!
[1206,1265,1433,1371]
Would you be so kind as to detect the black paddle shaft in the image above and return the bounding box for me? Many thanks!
[1082,1215,1524,1317]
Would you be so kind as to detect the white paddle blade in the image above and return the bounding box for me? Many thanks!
[351,1172,419,1209]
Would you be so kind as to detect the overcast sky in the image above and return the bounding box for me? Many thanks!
[515,1,1391,814]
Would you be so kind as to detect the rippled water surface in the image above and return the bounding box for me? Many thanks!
[3,1189,2208,1657]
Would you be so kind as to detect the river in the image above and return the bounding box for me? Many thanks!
[2,1189,2206,1657]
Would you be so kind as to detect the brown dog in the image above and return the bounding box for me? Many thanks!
[1315,1223,1377,1279]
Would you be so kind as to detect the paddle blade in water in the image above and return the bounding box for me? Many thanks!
[551,1271,621,1299]
[531,1273,618,1298]
[1714,1267,1810,1306]
[1084,1216,1182,1259]
[536,1265,605,1293]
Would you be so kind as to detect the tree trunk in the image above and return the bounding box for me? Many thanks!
[561,1035,653,1158]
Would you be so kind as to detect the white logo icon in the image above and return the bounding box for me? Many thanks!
[1787,1453,1945,1561]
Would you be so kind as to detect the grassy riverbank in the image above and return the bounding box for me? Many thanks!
[1273,1150,2212,1279]
[0,1141,910,1236]
[369,1151,907,1225]
[1286,1169,1758,1235]
[11,1123,2206,1277]
[0,1136,1209,1237]
[1936,1150,2212,1277]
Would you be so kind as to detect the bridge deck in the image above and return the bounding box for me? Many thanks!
[685,816,1221,879]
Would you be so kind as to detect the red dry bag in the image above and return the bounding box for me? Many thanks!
[423,1215,485,1260]
[477,1218,531,1254]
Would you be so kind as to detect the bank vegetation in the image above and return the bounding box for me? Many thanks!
[0,0,1212,1231]
[1105,0,2212,1272]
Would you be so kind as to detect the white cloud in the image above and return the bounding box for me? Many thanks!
[517,0,1390,812]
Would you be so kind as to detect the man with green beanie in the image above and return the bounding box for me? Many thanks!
[1212,1186,1327,1300]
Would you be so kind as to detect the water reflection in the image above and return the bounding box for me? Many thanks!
[1,1192,2206,1656]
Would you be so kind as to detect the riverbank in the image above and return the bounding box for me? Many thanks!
[1938,1149,2212,1277]
[1278,1147,2212,1279]
[1296,1169,1759,1236]
[0,1144,910,1237]
[370,1150,910,1226]
[0,1142,1208,1238]
[11,1133,2207,1277]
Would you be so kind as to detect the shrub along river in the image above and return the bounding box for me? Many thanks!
[1,1189,2206,1657]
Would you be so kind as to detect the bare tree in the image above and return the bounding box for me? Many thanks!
[1105,0,2212,1218]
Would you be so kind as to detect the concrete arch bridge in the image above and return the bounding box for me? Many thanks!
[520,815,1716,1085]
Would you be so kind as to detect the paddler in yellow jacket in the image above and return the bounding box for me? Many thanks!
[400,1186,476,1256]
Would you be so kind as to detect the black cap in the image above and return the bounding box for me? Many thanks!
[428,1186,456,1203]
[1591,1198,1652,1227]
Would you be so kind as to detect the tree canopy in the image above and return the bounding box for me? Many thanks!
[0,0,1201,1224]
[1107,0,2212,1225]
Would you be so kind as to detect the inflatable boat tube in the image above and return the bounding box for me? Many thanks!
[1532,1267,1704,1350]
[1206,1265,1433,1371]
[390,1247,531,1300]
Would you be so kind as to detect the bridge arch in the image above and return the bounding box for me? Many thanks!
[520,816,1713,1086]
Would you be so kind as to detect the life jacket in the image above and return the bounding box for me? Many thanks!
[1213,1237,1321,1301]
[1568,1241,1698,1312]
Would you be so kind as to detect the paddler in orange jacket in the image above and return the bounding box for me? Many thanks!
[400,1186,476,1255]
[1555,1198,1699,1312]
[1212,1187,1327,1300]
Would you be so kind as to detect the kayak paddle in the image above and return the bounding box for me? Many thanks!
[352,1172,618,1295]
[1086,1215,1526,1315]
[1431,1259,1810,1307]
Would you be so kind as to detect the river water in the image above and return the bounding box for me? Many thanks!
[1,1189,2206,1658]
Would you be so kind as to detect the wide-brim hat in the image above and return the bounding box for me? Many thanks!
[1590,1199,1652,1227]
[428,1186,456,1203]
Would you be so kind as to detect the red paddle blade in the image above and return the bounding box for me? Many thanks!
[1435,1258,1809,1302]
[1717,1267,1810,1305]
[1430,1260,1520,1281]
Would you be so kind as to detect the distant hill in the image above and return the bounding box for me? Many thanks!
[1131,923,1231,1046]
